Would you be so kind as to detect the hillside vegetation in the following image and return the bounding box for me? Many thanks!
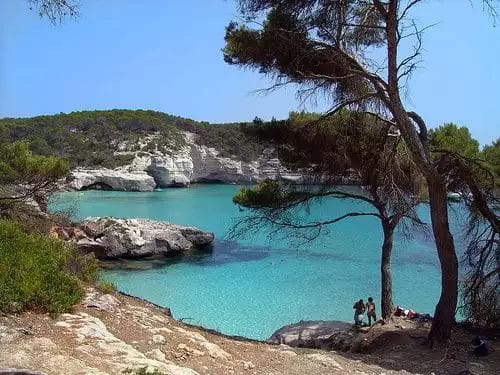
[0,219,98,314]
[0,109,266,167]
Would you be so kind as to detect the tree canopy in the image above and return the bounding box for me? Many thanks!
[0,142,69,211]
[429,123,480,159]
[482,139,500,183]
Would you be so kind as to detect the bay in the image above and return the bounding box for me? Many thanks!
[50,184,468,340]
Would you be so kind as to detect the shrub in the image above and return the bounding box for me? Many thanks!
[97,280,117,294]
[233,180,285,208]
[0,219,98,314]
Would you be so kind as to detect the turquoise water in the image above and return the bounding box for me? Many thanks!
[50,185,468,340]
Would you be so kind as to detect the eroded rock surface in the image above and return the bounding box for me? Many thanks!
[1,289,495,375]
[75,217,214,259]
[54,312,197,375]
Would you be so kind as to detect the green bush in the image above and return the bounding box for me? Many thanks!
[233,180,285,208]
[96,280,117,294]
[0,219,98,314]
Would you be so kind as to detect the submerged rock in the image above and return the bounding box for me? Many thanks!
[76,217,214,260]
[268,320,352,349]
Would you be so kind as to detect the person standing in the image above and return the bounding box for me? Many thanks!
[353,299,365,325]
[366,297,377,326]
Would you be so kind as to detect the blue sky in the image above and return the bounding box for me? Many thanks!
[0,0,498,145]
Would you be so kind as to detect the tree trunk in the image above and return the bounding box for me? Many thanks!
[385,6,458,340]
[426,177,459,345]
[496,241,500,283]
[381,220,394,319]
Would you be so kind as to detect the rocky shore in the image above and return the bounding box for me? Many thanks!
[53,217,214,260]
[1,289,498,375]
[66,132,306,191]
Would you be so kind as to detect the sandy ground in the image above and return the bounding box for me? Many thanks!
[0,289,498,375]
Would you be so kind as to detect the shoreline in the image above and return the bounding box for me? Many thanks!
[116,289,267,345]
[116,290,268,345]
[2,287,498,374]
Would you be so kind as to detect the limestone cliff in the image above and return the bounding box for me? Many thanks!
[67,132,305,191]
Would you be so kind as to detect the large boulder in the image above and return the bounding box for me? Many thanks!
[77,217,214,259]
[268,320,353,349]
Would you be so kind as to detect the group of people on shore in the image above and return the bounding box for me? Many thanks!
[353,297,376,326]
[353,298,432,326]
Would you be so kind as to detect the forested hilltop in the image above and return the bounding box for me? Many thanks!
[0,109,267,167]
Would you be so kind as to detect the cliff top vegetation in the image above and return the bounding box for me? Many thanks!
[0,109,268,167]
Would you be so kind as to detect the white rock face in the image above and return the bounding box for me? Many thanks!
[76,217,214,259]
[67,132,305,191]
[68,169,156,192]
[148,150,194,187]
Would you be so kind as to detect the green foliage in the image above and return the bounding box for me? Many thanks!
[2,203,55,234]
[0,219,98,314]
[429,123,480,158]
[482,138,500,182]
[177,121,267,162]
[223,2,380,101]
[246,111,424,198]
[429,125,499,188]
[0,110,186,168]
[234,180,286,208]
[96,280,117,294]
[0,142,69,185]
[0,109,266,166]
[0,141,69,209]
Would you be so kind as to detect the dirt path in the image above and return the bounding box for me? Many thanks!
[0,290,497,375]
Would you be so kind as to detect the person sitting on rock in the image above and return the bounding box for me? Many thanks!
[366,297,377,326]
[353,299,365,325]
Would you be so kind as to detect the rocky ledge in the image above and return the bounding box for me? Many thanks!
[57,217,214,260]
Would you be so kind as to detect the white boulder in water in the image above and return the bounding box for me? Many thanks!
[77,217,214,259]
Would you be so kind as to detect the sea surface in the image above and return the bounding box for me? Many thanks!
[50,185,469,340]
